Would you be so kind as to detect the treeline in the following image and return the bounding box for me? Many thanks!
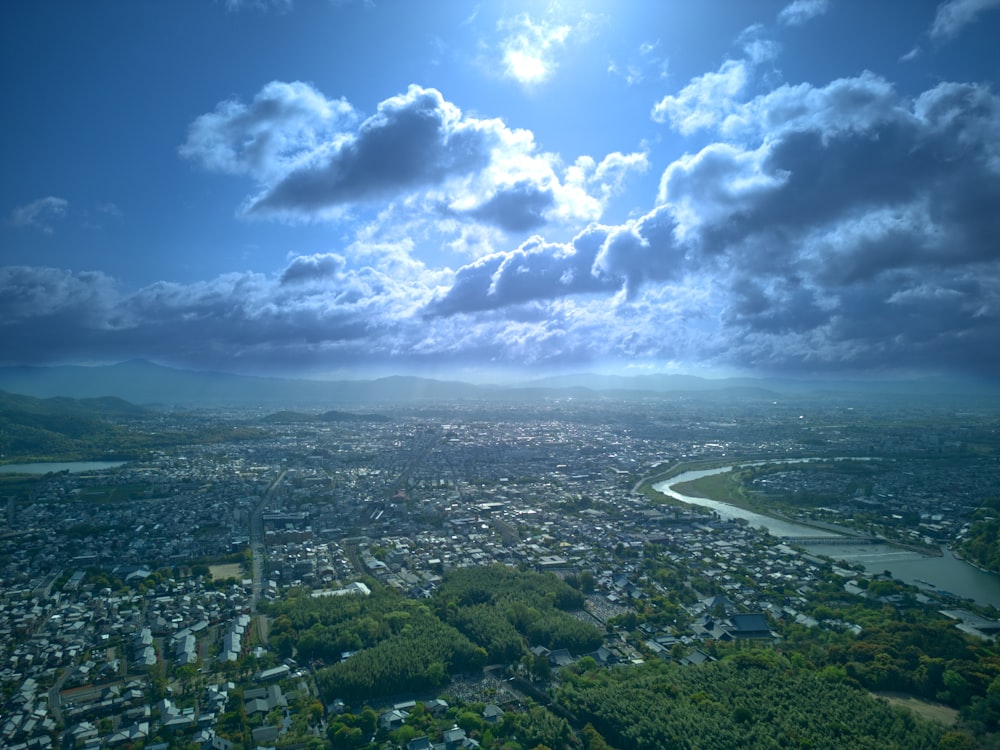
[326,701,582,750]
[555,653,948,750]
[957,497,1000,574]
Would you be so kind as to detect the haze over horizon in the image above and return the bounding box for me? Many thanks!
[3,0,1000,382]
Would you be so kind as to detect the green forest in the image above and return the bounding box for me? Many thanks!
[958,497,1000,575]
[257,564,1000,749]
[266,586,486,702]
[263,565,604,703]
[555,654,947,750]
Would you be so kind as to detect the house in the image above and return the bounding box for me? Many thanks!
[590,646,617,665]
[253,664,290,682]
[425,698,449,715]
[244,685,286,716]
[443,726,468,749]
[698,594,737,615]
[530,645,551,659]
[692,616,732,641]
[482,704,504,723]
[679,650,714,666]
[548,648,575,667]
[728,613,773,639]
[252,725,280,745]
[379,708,409,731]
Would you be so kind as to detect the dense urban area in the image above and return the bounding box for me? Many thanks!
[2,388,1000,750]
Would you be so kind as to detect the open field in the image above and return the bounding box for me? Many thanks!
[208,563,243,580]
[672,472,743,503]
[875,692,959,725]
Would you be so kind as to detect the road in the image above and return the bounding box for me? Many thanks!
[249,467,286,612]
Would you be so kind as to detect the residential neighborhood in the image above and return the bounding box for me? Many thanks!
[2,397,1000,748]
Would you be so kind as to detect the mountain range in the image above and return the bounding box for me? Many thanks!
[0,360,996,408]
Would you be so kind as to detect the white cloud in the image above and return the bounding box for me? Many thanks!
[777,0,829,26]
[930,0,1000,40]
[6,196,69,233]
[497,13,572,86]
[185,82,632,236]
[421,73,1000,376]
[180,81,355,181]
[651,59,748,133]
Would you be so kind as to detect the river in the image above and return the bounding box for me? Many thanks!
[654,464,1000,609]
[0,460,128,475]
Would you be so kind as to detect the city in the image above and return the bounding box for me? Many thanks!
[2,391,999,748]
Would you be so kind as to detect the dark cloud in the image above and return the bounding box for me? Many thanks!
[279,253,345,285]
[464,180,555,232]
[0,265,387,372]
[421,73,1000,377]
[652,75,1000,375]
[248,85,496,215]
[9,70,1000,378]
[184,82,627,231]
[593,206,683,295]
[424,225,614,317]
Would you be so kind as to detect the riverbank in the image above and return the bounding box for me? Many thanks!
[655,460,942,557]
[645,462,1000,607]
[951,546,1000,577]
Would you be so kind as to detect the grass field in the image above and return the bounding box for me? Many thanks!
[672,471,745,503]
[209,563,243,580]
[875,692,959,725]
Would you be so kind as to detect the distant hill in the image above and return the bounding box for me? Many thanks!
[0,389,150,460]
[0,360,996,408]
[0,360,495,408]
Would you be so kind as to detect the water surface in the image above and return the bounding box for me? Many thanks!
[0,460,127,475]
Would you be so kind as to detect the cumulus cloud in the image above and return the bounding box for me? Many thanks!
[6,196,69,233]
[420,73,1000,377]
[12,65,1000,378]
[0,259,432,372]
[279,252,345,285]
[777,0,829,26]
[425,226,617,317]
[180,81,356,181]
[185,82,635,234]
[651,59,749,133]
[248,85,498,215]
[929,0,1000,40]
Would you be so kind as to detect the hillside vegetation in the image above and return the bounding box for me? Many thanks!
[0,389,265,461]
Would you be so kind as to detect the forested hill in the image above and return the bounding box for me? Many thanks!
[0,390,264,462]
[0,389,150,460]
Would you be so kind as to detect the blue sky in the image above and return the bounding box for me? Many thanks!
[3,0,1000,381]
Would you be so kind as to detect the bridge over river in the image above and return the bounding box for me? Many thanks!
[780,535,879,545]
